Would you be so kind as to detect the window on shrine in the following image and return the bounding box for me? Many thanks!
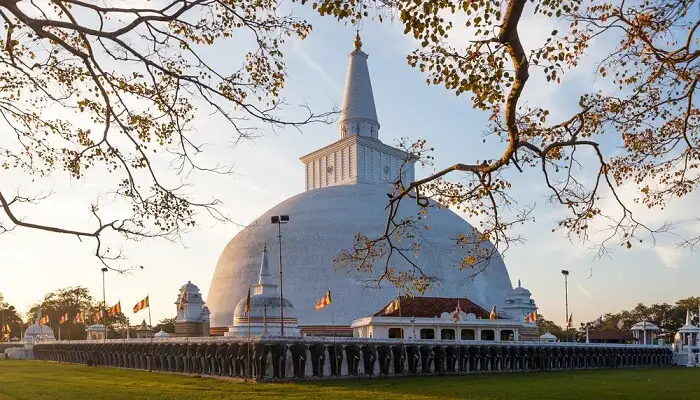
[388,328,404,339]
[419,329,435,340]
[461,329,476,340]
[500,330,515,341]
[441,329,455,340]
[481,329,495,341]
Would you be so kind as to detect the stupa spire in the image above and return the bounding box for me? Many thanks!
[254,242,276,294]
[339,32,380,140]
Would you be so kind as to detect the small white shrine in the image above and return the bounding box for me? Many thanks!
[132,320,153,339]
[630,321,660,345]
[173,281,210,337]
[501,280,539,322]
[153,330,170,339]
[539,332,558,342]
[85,324,106,341]
[226,243,300,337]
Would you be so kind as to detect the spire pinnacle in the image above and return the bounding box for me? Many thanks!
[354,31,362,52]
[518,279,521,288]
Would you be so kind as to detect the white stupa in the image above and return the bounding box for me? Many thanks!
[226,243,300,337]
[23,324,55,343]
[676,309,700,347]
[207,33,514,330]
[154,330,170,339]
[539,332,557,342]
[23,309,55,343]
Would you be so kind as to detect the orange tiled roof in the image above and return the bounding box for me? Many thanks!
[374,296,490,319]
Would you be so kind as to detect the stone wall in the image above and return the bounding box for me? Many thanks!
[30,337,672,380]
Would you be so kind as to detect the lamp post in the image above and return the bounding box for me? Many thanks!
[101,267,108,342]
[270,215,289,336]
[561,269,569,341]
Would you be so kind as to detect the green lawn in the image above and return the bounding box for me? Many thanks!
[0,360,697,400]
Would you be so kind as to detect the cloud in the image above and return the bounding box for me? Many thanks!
[292,40,340,92]
[654,246,682,269]
[577,284,594,298]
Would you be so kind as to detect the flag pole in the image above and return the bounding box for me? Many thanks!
[148,295,154,370]
[456,301,461,375]
[397,289,403,341]
[331,288,335,343]
[247,284,251,379]
[331,288,336,377]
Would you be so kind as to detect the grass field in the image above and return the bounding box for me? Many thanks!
[0,360,697,400]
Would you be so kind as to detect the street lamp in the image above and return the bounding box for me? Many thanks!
[270,215,289,336]
[561,269,569,341]
[101,267,108,342]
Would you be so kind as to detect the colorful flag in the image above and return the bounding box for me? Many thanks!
[38,315,49,325]
[451,301,462,322]
[178,291,188,311]
[314,291,332,311]
[489,305,498,320]
[244,287,251,316]
[566,313,573,329]
[73,312,84,324]
[107,302,121,317]
[524,311,537,323]
[58,313,68,324]
[2,323,10,339]
[384,298,400,315]
[133,296,149,314]
[617,319,624,329]
[95,310,104,321]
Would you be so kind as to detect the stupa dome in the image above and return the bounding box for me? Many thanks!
[23,324,55,342]
[233,296,295,320]
[208,182,513,327]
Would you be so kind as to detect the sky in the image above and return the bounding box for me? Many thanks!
[0,1,698,329]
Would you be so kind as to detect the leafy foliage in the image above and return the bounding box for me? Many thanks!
[577,296,700,341]
[0,293,23,341]
[152,317,176,334]
[0,0,332,270]
[303,0,698,292]
[536,313,566,340]
[27,286,126,340]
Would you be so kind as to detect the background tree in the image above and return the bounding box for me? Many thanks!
[152,317,176,334]
[0,0,331,269]
[28,286,114,340]
[578,296,699,341]
[307,0,698,292]
[536,313,566,341]
[105,312,129,339]
[0,293,23,341]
